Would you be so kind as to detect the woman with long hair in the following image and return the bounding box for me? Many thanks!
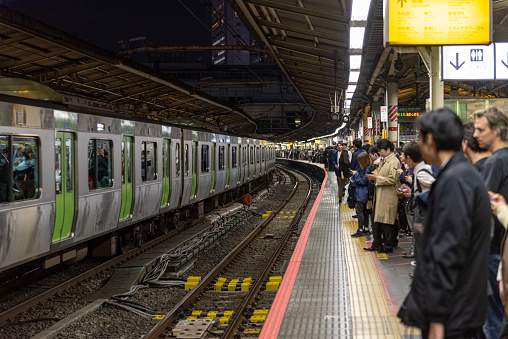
[350,152,372,237]
[338,145,350,202]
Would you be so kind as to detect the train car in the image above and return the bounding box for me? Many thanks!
[0,95,273,273]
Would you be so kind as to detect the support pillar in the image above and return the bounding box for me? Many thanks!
[430,46,444,110]
[386,82,399,145]
[372,101,381,143]
[363,112,370,144]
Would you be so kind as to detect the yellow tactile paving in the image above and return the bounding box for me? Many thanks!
[341,204,420,338]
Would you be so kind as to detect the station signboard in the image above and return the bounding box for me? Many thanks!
[384,0,491,46]
[442,43,508,80]
[381,106,388,122]
[367,117,373,128]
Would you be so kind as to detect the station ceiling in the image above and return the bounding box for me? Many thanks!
[0,6,258,136]
[232,0,508,139]
[230,0,351,141]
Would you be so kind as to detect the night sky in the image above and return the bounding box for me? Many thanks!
[1,0,211,52]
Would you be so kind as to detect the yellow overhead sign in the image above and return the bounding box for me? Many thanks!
[384,0,491,46]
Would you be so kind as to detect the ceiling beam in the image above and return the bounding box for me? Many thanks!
[257,19,348,44]
[245,0,348,23]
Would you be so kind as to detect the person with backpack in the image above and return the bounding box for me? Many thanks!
[350,152,373,237]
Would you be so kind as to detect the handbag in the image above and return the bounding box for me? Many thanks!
[347,184,355,209]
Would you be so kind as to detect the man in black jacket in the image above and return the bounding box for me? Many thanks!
[398,108,491,338]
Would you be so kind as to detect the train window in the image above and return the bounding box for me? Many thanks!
[88,139,113,189]
[175,143,181,177]
[232,146,238,168]
[256,147,260,163]
[141,141,157,181]
[0,137,40,202]
[184,144,189,176]
[218,146,225,170]
[202,145,209,173]
[250,146,254,164]
[65,138,73,193]
[164,140,170,177]
[55,138,62,193]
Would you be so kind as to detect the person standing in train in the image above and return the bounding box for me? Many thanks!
[473,106,508,339]
[399,108,491,339]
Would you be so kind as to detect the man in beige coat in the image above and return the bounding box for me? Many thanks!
[364,138,400,253]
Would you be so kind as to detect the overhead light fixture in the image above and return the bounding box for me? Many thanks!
[346,92,354,99]
[347,84,357,93]
[349,71,360,83]
[349,55,362,70]
[349,27,365,49]
[346,99,351,106]
[351,0,372,21]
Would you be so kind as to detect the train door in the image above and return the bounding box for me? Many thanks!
[190,141,198,199]
[53,132,75,242]
[161,139,171,207]
[226,144,230,187]
[211,143,216,192]
[119,136,133,220]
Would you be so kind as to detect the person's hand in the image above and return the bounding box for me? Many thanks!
[366,173,377,181]
[489,191,507,215]
[341,173,344,180]
[335,165,338,169]
[350,170,357,176]
[428,322,445,339]
[396,169,403,174]
[405,175,413,185]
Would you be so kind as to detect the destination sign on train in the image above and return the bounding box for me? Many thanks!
[384,0,491,46]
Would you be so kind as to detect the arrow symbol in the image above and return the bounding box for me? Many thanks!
[502,53,508,69]
[397,0,407,8]
[450,53,465,70]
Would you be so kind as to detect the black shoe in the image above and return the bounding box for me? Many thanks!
[378,248,393,253]
[402,253,415,258]
[351,231,364,237]
[352,215,358,218]
[363,247,381,251]
[363,230,371,235]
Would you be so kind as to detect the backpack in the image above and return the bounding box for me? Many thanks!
[347,183,355,209]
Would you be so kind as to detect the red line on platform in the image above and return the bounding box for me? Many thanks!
[259,166,329,339]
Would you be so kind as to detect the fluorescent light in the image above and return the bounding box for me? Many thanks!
[346,100,351,106]
[346,92,354,99]
[347,85,357,93]
[349,71,360,83]
[350,55,362,70]
[350,27,365,49]
[351,0,371,21]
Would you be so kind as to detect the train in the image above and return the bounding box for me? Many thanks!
[0,93,275,273]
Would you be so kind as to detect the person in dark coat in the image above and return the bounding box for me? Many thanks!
[349,138,366,173]
[398,108,491,338]
[350,152,372,237]
[333,144,350,202]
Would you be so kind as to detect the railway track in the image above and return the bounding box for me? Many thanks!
[145,167,315,338]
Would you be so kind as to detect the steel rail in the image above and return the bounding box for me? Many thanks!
[222,167,314,338]
[144,168,300,339]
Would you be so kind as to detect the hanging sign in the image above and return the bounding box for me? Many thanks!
[381,106,388,122]
[367,117,373,128]
[384,0,492,46]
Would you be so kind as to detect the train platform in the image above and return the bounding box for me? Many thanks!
[261,162,420,338]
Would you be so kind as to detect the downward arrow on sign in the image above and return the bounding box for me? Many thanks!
[450,53,465,70]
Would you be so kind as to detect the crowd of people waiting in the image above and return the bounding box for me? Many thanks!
[332,107,508,339]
